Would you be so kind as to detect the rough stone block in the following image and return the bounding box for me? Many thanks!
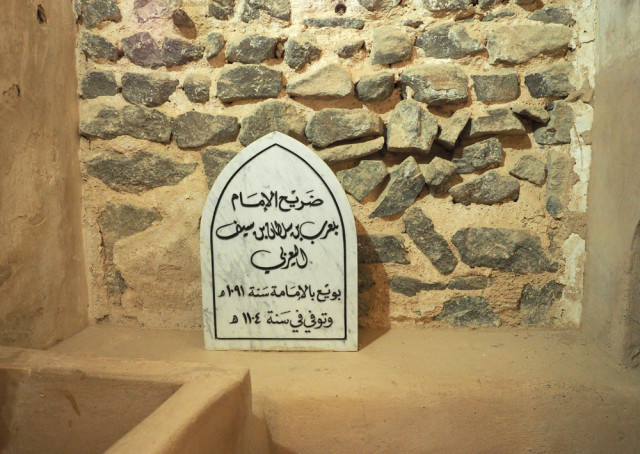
[390,276,445,296]
[161,37,204,66]
[371,26,413,65]
[284,34,321,70]
[336,39,365,58]
[545,149,577,218]
[525,62,573,98]
[98,203,162,260]
[205,32,226,59]
[80,33,119,62]
[173,112,239,148]
[447,275,488,290]
[520,281,564,325]
[468,108,525,138]
[122,32,163,69]
[242,0,291,21]
[81,71,117,99]
[450,170,519,205]
[452,137,503,174]
[487,25,573,65]
[121,72,179,107]
[77,0,121,28]
[207,0,235,19]
[422,0,472,12]
[315,137,385,163]
[287,64,353,99]
[305,109,383,148]
[183,73,211,103]
[200,148,237,188]
[437,109,470,150]
[134,0,180,22]
[357,234,409,264]
[528,7,574,26]
[356,72,395,102]
[80,105,173,143]
[387,100,438,155]
[509,155,546,185]
[303,17,365,29]
[400,64,468,106]
[370,157,425,218]
[415,24,484,59]
[239,100,306,146]
[534,101,573,145]
[472,72,520,102]
[420,157,458,196]
[511,104,550,124]
[225,34,277,64]
[217,65,283,102]
[436,296,500,327]
[337,160,388,201]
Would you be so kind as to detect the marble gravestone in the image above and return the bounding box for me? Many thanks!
[200,132,358,351]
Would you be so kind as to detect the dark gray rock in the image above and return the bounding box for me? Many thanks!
[336,39,364,58]
[387,100,438,155]
[81,71,117,99]
[510,155,546,185]
[358,0,400,11]
[77,0,121,28]
[468,108,525,138]
[80,33,119,62]
[545,149,576,218]
[472,72,519,102]
[106,270,127,299]
[284,35,321,70]
[200,148,237,188]
[357,234,409,264]
[207,0,235,19]
[482,7,515,21]
[305,108,383,148]
[371,26,413,65]
[356,72,395,102]
[303,17,365,29]
[134,0,181,21]
[420,157,458,196]
[98,203,162,260]
[161,37,204,66]
[422,0,472,11]
[450,170,519,205]
[173,112,239,148]
[390,276,446,296]
[121,72,179,107]
[436,109,470,150]
[183,73,211,103]
[172,9,196,39]
[534,101,573,145]
[477,0,505,10]
[242,0,291,21]
[520,281,564,325]
[436,296,500,328]
[400,64,468,106]
[80,105,172,142]
[487,25,573,65]
[525,62,573,98]
[122,32,162,69]
[239,100,306,146]
[205,32,226,59]
[370,157,425,218]
[287,64,353,99]
[85,151,197,193]
[315,137,385,163]
[337,160,388,201]
[415,24,484,59]
[452,227,555,272]
[403,206,457,275]
[511,104,550,124]
[528,7,574,26]
[447,275,488,290]
[225,34,277,64]
[217,65,283,102]
[452,137,503,174]
[358,266,374,293]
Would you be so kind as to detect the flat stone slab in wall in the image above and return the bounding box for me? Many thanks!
[200,132,358,351]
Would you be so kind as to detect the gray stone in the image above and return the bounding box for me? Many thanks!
[436,296,500,328]
[77,0,121,28]
[173,112,239,148]
[437,109,471,150]
[528,7,574,26]
[337,160,388,201]
[452,227,555,272]
[98,203,162,260]
[122,32,162,69]
[225,34,277,64]
[315,137,385,163]
[217,65,283,102]
[482,7,515,21]
[509,155,546,185]
[284,35,321,70]
[472,72,519,102]
[387,100,438,155]
[287,64,353,99]
[358,266,374,293]
[468,108,525,138]
[545,149,576,218]
[85,151,196,193]
[400,65,468,106]
[134,0,181,22]
[447,275,488,290]
[422,0,472,12]
[520,281,564,325]
[121,72,179,107]
[370,157,425,218]
[371,26,413,65]
[183,73,211,103]
[390,276,446,296]
[200,148,237,188]
[106,270,127,299]
[420,157,458,196]
[80,105,172,143]
[533,101,573,145]
[511,104,550,124]
[80,33,118,62]
[452,137,503,174]
[477,0,504,10]
[403,17,424,28]
[305,108,383,148]
[356,72,395,102]
[239,100,306,146]
[172,9,196,39]
[415,24,484,59]
[242,0,291,21]
[357,234,409,264]
[336,39,364,58]
[487,25,573,65]
[205,32,226,59]
[403,206,458,275]
[207,0,235,19]
[303,17,365,29]
[161,37,204,66]
[450,170,519,205]
[514,0,534,4]
[358,0,400,11]
[81,71,117,99]
[525,62,573,98]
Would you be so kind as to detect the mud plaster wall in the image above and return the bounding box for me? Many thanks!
[76,0,595,330]
[0,1,88,347]
[584,0,640,364]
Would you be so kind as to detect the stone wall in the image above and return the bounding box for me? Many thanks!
[75,0,595,329]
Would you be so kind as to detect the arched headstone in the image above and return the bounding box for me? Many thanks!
[200,132,358,351]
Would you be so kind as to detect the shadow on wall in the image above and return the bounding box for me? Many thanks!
[624,220,640,367]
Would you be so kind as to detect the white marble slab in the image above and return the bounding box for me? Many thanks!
[200,132,358,351]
